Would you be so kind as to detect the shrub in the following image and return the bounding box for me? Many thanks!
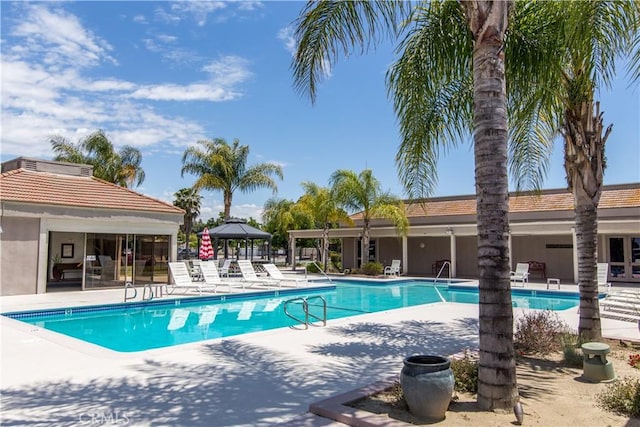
[450,351,478,393]
[514,310,572,355]
[597,376,640,417]
[560,333,584,367]
[306,263,323,274]
[361,262,383,276]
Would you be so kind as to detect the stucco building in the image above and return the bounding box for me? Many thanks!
[289,183,640,284]
[0,157,184,296]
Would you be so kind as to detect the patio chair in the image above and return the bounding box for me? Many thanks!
[199,260,245,293]
[236,260,280,289]
[510,263,530,286]
[219,258,232,277]
[190,259,203,281]
[262,263,308,287]
[384,259,401,276]
[597,263,612,293]
[167,262,216,295]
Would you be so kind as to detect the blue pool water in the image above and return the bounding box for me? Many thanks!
[4,280,580,352]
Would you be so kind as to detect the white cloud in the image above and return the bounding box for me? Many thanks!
[1,5,249,158]
[142,33,201,66]
[202,55,252,87]
[277,26,296,56]
[170,1,227,26]
[157,34,178,43]
[236,1,265,12]
[10,4,116,68]
[128,56,253,101]
[129,83,238,102]
[153,7,181,25]
[133,14,148,24]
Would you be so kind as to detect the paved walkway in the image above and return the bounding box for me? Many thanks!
[1,280,638,426]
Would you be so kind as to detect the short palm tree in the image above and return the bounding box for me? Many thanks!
[50,130,145,187]
[297,181,353,271]
[173,187,202,255]
[329,169,408,267]
[262,197,313,265]
[181,138,284,220]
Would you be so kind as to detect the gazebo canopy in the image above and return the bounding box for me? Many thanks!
[197,218,272,260]
[203,218,271,239]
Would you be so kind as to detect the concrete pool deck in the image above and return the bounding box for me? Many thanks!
[1,280,638,426]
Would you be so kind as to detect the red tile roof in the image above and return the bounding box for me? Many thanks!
[0,168,184,215]
[351,185,640,219]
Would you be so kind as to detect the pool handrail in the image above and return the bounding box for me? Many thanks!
[305,261,332,283]
[434,261,451,285]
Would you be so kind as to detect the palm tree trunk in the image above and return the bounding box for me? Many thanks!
[224,192,232,219]
[464,0,518,411]
[563,101,611,341]
[575,202,601,340]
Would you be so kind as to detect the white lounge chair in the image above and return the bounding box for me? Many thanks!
[384,259,401,276]
[236,260,280,289]
[199,260,244,293]
[510,263,530,286]
[167,262,216,295]
[219,258,232,277]
[262,263,308,287]
[597,263,612,293]
[190,259,203,280]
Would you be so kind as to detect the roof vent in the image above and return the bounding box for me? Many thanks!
[1,157,94,177]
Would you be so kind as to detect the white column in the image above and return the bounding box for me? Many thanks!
[402,236,408,275]
[290,235,296,271]
[450,233,457,278]
[572,227,578,283]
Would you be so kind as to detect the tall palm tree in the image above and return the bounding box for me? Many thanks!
[504,2,638,340]
[262,197,313,265]
[50,130,145,187]
[297,181,353,271]
[181,138,284,220]
[556,2,636,341]
[329,169,408,267]
[173,187,202,255]
[292,0,558,410]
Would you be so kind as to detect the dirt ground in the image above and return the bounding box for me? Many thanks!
[352,338,640,426]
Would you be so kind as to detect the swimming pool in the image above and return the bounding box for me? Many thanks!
[4,280,580,352]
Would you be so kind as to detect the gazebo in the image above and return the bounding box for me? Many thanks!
[198,218,272,261]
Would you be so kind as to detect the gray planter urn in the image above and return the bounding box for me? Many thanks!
[400,355,455,421]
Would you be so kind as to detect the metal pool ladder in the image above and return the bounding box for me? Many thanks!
[124,282,137,302]
[283,295,327,329]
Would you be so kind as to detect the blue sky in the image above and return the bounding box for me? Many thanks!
[2,1,639,222]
